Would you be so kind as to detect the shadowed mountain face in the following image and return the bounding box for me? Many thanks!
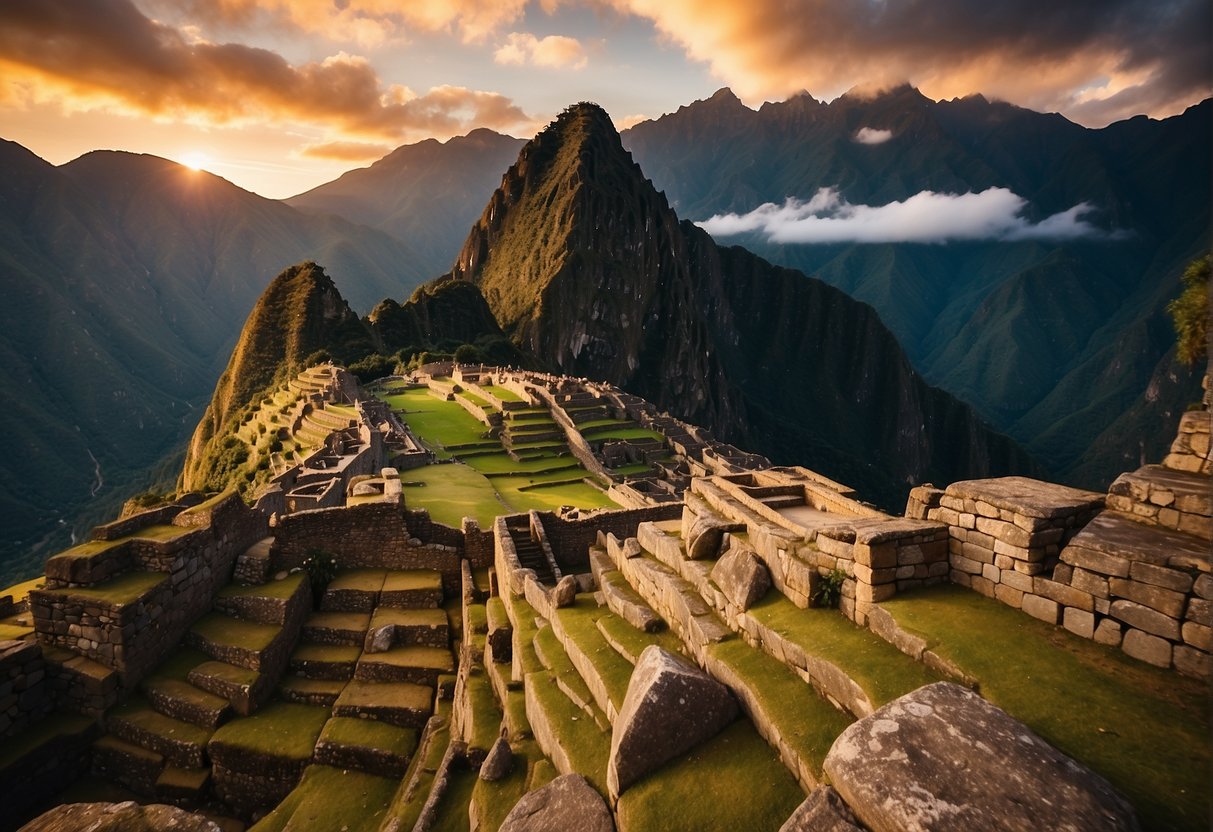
[287,129,526,280]
[620,88,1212,488]
[0,142,428,584]
[448,103,1041,506]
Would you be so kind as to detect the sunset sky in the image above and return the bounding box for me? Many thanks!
[2,0,1209,198]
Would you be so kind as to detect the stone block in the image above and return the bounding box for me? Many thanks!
[1173,645,1211,679]
[981,564,1000,583]
[1062,546,1131,578]
[1063,608,1095,639]
[1093,618,1122,647]
[994,584,1024,609]
[710,547,771,612]
[1108,578,1185,618]
[951,555,982,575]
[1033,578,1094,612]
[1127,562,1195,594]
[1000,569,1034,593]
[1122,629,1172,668]
[500,774,613,832]
[1187,597,1210,623]
[1071,568,1109,599]
[970,575,995,598]
[1110,600,1180,640]
[1021,594,1060,624]
[823,682,1138,832]
[779,786,862,832]
[1194,573,1213,600]
[1181,620,1211,652]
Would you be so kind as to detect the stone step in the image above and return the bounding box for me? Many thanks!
[354,645,455,685]
[1060,511,1210,577]
[143,677,231,730]
[214,572,308,625]
[187,660,263,716]
[277,676,349,707]
[379,570,444,609]
[321,568,387,612]
[106,698,213,768]
[301,611,371,645]
[314,716,420,777]
[548,599,635,723]
[367,607,450,648]
[234,537,274,584]
[532,625,610,732]
[523,668,610,789]
[333,679,434,728]
[289,643,362,680]
[589,547,664,633]
[155,764,212,804]
[186,612,284,671]
[91,734,164,795]
[1108,465,1211,540]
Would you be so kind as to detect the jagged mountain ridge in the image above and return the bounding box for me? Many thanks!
[0,141,430,585]
[449,103,1039,505]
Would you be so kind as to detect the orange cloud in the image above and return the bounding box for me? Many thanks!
[607,0,1211,125]
[164,0,531,46]
[0,0,535,140]
[495,32,587,70]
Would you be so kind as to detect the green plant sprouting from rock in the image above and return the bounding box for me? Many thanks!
[1168,254,1209,367]
[812,567,848,608]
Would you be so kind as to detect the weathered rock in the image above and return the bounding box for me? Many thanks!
[824,682,1140,832]
[22,801,222,831]
[710,546,771,610]
[364,623,395,653]
[621,538,643,559]
[607,645,738,800]
[480,737,514,782]
[499,773,614,832]
[780,786,863,832]
[686,515,740,560]
[487,627,513,663]
[552,575,578,608]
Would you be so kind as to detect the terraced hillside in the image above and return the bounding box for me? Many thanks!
[1,364,1207,831]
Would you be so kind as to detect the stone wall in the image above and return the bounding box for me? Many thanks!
[270,501,463,594]
[536,505,684,574]
[31,493,266,688]
[461,519,494,569]
[0,640,51,738]
[1163,409,1212,475]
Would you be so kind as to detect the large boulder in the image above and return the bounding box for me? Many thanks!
[499,773,614,832]
[607,645,738,800]
[711,545,771,610]
[685,514,742,560]
[552,575,578,608]
[479,737,514,782]
[780,787,863,832]
[823,682,1140,832]
[22,801,221,831]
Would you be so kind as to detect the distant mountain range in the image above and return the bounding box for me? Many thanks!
[0,142,428,583]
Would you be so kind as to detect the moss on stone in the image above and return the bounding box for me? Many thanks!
[250,764,398,832]
[109,697,213,747]
[0,713,95,772]
[320,716,419,757]
[291,642,362,664]
[746,593,940,707]
[209,701,329,761]
[553,601,634,712]
[470,739,535,832]
[526,668,610,792]
[328,568,388,593]
[191,612,280,651]
[219,572,307,600]
[382,569,444,593]
[44,571,168,605]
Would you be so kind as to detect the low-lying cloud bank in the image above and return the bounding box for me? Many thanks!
[697,187,1119,244]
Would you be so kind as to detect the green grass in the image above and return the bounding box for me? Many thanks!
[494,477,617,514]
[470,739,538,832]
[609,463,655,477]
[553,600,636,713]
[594,610,685,663]
[464,453,580,476]
[580,427,665,442]
[384,389,494,455]
[464,666,503,753]
[0,623,33,640]
[481,385,524,403]
[458,391,494,410]
[615,719,805,832]
[42,570,167,605]
[129,524,194,542]
[191,660,259,688]
[428,763,479,832]
[706,638,853,779]
[383,700,453,829]
[320,716,419,757]
[525,669,610,793]
[0,575,44,602]
[250,764,398,832]
[328,568,387,593]
[401,463,510,527]
[383,569,444,593]
[109,697,213,746]
[144,647,212,683]
[879,584,1211,831]
[747,593,941,708]
[292,643,363,663]
[209,701,329,760]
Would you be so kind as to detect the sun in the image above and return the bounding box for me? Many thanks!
[180,151,211,171]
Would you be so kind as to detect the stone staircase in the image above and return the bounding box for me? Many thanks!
[507,522,560,586]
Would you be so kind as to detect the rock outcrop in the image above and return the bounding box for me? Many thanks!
[607,645,738,800]
[22,801,222,831]
[499,773,614,832]
[823,682,1141,832]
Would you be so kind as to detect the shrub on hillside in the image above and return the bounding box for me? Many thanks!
[1169,254,1210,366]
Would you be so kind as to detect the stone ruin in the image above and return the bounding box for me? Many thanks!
[0,363,1206,831]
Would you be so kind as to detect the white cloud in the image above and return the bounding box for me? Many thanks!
[854,126,893,144]
[698,187,1118,244]
[494,32,587,70]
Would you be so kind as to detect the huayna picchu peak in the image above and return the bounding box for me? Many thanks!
[1,81,1209,832]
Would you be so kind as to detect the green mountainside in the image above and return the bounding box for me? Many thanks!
[0,142,428,585]
[287,129,525,279]
[448,103,1040,505]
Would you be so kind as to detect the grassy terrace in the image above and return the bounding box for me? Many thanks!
[251,764,398,832]
[481,384,524,402]
[879,585,1211,831]
[42,571,167,605]
[386,387,619,523]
